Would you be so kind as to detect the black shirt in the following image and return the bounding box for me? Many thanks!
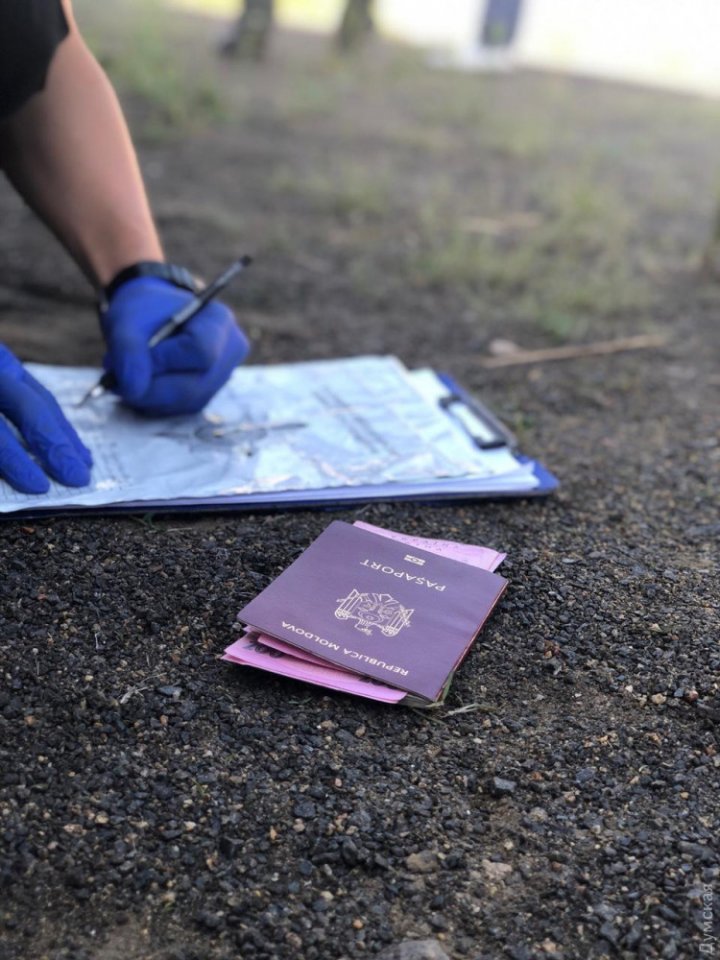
[0,0,69,120]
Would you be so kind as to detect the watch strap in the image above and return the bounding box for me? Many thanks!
[102,261,204,304]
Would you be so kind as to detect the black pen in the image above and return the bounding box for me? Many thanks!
[77,254,253,406]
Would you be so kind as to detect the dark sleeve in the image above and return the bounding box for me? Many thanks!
[0,0,69,121]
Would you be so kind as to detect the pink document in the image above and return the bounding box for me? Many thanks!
[223,635,407,703]
[250,631,340,667]
[353,521,505,571]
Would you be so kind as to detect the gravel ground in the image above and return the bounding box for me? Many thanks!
[1,16,719,960]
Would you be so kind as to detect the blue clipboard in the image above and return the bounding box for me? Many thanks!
[3,362,558,518]
[114,371,559,511]
[433,372,558,497]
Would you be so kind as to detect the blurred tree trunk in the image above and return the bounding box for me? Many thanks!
[336,0,374,52]
[219,0,374,61]
[219,0,274,61]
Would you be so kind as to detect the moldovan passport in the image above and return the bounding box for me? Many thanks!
[235,521,507,703]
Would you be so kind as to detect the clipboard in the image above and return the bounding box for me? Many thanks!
[436,372,517,450]
[0,358,558,517]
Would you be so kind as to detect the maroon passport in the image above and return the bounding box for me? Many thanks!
[237,521,507,702]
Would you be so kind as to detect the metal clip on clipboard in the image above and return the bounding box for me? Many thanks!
[439,390,516,451]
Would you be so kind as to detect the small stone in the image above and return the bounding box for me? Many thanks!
[341,837,361,865]
[575,767,596,785]
[348,808,372,831]
[488,338,521,356]
[405,850,439,874]
[677,840,713,862]
[481,859,513,882]
[594,901,617,921]
[293,800,316,819]
[219,836,243,859]
[490,776,517,796]
[599,920,619,946]
[374,939,451,960]
[507,947,532,960]
[196,910,223,931]
[651,693,667,705]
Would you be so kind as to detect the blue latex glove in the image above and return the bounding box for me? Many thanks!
[0,345,93,494]
[100,277,250,416]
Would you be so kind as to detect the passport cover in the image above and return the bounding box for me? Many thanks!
[236,520,507,701]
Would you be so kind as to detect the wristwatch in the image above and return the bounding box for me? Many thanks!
[100,261,204,308]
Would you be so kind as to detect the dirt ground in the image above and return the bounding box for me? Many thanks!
[1,7,719,960]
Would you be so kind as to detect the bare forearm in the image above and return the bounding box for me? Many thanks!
[0,1,162,287]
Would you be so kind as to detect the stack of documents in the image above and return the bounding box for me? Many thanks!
[225,520,508,706]
[0,356,557,516]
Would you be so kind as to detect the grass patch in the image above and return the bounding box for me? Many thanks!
[406,166,652,340]
[270,72,345,121]
[78,0,227,138]
[270,164,394,223]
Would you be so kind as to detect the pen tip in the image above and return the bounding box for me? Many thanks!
[240,254,253,267]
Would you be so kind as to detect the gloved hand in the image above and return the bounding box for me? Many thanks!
[0,345,93,494]
[100,277,250,416]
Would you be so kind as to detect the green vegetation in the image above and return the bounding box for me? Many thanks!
[73,0,720,341]
[405,163,652,340]
[77,0,227,138]
[269,164,393,223]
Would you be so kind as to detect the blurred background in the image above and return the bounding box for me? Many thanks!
[7,0,720,372]
[150,0,720,99]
